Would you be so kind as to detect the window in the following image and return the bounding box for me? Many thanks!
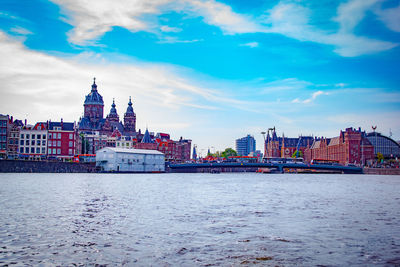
[53,148,56,154]
[69,133,73,139]
[54,140,57,146]
[21,134,24,139]
[42,147,45,154]
[49,133,52,139]
[43,134,46,139]
[37,134,41,140]
[20,140,24,146]
[42,140,46,146]
[32,140,35,146]
[31,147,34,153]
[32,134,35,139]
[26,140,30,145]
[57,149,61,154]
[57,141,61,146]
[58,133,61,139]
[26,134,30,139]
[20,147,23,153]
[69,141,73,147]
[48,148,52,154]
[36,147,40,154]
[68,149,72,155]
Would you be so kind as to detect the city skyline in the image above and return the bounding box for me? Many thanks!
[0,0,399,152]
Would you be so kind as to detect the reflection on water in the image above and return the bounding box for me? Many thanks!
[0,173,399,266]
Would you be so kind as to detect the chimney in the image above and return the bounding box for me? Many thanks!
[24,119,27,126]
[61,118,63,129]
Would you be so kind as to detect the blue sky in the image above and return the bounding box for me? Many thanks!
[0,0,399,153]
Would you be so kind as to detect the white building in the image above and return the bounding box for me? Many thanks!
[96,147,165,172]
[19,124,48,160]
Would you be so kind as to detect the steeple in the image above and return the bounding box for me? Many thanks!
[141,128,153,143]
[110,98,117,115]
[126,96,134,114]
[124,96,136,134]
[91,77,97,91]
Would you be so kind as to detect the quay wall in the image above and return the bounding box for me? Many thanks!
[363,168,400,175]
[0,160,96,173]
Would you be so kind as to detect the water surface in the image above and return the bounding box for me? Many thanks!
[0,173,399,266]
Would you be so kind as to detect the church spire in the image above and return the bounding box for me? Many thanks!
[91,77,97,91]
[126,96,134,114]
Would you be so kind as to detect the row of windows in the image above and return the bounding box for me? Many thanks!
[20,140,46,146]
[48,133,74,140]
[48,148,73,155]
[0,136,6,142]
[0,121,7,127]
[20,134,47,140]
[20,147,46,154]
[1,129,6,134]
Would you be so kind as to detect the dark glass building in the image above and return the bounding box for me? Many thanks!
[366,132,400,158]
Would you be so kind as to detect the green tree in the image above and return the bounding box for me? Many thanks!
[292,150,303,158]
[221,148,238,159]
[377,152,384,163]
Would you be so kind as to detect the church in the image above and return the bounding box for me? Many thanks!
[78,78,136,136]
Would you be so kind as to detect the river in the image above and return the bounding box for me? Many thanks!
[0,173,399,266]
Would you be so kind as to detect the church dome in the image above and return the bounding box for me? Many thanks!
[84,78,104,105]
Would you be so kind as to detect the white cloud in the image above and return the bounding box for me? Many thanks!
[292,90,328,104]
[375,4,400,32]
[160,25,182,32]
[240,42,259,48]
[49,0,397,56]
[10,26,32,35]
[262,1,397,57]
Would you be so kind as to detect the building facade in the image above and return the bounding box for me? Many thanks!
[96,147,165,172]
[264,129,313,159]
[19,123,48,160]
[47,121,76,160]
[304,127,374,165]
[235,135,256,156]
[365,132,400,158]
[0,114,9,158]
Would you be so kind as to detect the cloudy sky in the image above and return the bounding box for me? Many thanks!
[0,0,399,153]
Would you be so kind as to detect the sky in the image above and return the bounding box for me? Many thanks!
[0,0,399,154]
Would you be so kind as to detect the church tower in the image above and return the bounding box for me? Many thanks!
[102,98,120,134]
[124,96,136,134]
[79,78,104,130]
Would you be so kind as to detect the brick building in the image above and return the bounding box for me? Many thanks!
[264,129,313,159]
[0,114,9,158]
[47,120,75,160]
[304,127,374,165]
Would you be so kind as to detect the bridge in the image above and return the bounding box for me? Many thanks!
[168,162,363,174]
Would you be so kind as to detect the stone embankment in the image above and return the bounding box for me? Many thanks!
[363,168,400,175]
[0,160,96,173]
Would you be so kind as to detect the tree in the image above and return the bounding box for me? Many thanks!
[292,150,303,158]
[377,152,384,163]
[221,148,238,159]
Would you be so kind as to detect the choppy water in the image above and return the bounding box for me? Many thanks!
[0,173,399,266]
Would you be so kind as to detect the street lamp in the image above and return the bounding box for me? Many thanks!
[261,131,266,158]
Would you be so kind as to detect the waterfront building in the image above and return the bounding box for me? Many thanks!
[264,129,313,158]
[304,127,374,165]
[47,120,75,160]
[19,122,48,160]
[366,131,400,158]
[0,114,10,158]
[235,135,256,156]
[96,147,165,172]
[135,128,157,150]
[7,118,24,159]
